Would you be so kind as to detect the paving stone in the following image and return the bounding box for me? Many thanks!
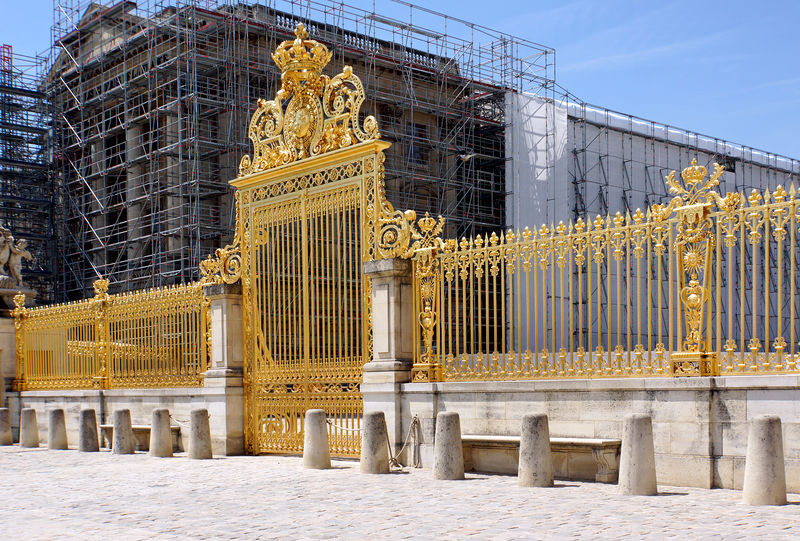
[1,446,799,539]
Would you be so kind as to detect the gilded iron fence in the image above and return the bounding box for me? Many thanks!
[398,160,800,381]
[13,279,210,390]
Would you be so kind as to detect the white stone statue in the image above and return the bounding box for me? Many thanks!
[8,238,31,286]
[0,227,31,287]
[0,227,37,310]
[0,228,11,273]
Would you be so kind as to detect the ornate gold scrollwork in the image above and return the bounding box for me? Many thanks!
[89,278,112,388]
[377,207,447,260]
[376,211,447,383]
[663,159,726,376]
[379,210,448,383]
[411,246,441,383]
[200,192,242,285]
[11,292,26,391]
[200,244,242,286]
[238,24,380,177]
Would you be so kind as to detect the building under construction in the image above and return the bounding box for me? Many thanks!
[0,46,57,302]
[48,0,555,298]
[506,93,800,230]
[42,0,800,300]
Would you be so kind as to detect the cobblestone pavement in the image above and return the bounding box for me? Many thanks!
[1,446,799,540]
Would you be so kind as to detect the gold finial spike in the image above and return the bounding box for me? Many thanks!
[295,22,309,40]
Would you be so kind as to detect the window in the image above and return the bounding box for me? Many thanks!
[406,123,428,166]
[713,154,736,174]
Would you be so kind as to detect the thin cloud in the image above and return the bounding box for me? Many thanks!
[749,77,800,91]
[559,30,733,73]
[494,0,600,31]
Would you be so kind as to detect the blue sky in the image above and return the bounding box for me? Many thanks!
[2,0,798,158]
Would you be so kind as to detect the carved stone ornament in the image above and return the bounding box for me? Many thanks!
[238,23,381,177]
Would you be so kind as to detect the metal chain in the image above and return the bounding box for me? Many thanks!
[387,415,421,470]
[325,419,363,432]
[167,414,420,468]
[326,415,422,469]
[169,414,209,428]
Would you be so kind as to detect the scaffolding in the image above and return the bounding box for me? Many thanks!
[0,45,57,302]
[48,0,555,299]
[550,91,800,353]
[46,0,800,301]
[560,93,800,223]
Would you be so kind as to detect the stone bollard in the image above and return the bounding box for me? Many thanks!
[112,409,136,454]
[19,408,39,448]
[433,411,464,480]
[79,409,99,452]
[302,409,331,469]
[48,409,68,450]
[618,413,657,495]
[0,408,12,445]
[360,411,390,474]
[189,408,213,459]
[518,413,554,487]
[742,415,787,506]
[149,408,173,458]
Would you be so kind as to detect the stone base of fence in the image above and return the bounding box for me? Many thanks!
[8,387,244,456]
[0,317,14,407]
[362,374,800,491]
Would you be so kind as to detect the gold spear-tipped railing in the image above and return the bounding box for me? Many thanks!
[384,160,800,381]
[13,279,210,390]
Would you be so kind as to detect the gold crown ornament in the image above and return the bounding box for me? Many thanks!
[681,158,710,187]
[271,23,332,78]
[238,23,380,176]
[665,158,724,207]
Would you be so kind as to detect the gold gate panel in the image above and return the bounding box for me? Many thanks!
[199,25,405,456]
[247,183,365,456]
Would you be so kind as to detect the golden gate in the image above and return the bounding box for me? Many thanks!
[200,24,395,456]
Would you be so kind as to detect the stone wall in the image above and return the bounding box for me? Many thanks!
[9,386,243,456]
[2,282,245,456]
[0,317,15,406]
[390,375,800,491]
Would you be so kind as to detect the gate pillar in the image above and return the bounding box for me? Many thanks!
[202,282,244,455]
[362,258,413,458]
